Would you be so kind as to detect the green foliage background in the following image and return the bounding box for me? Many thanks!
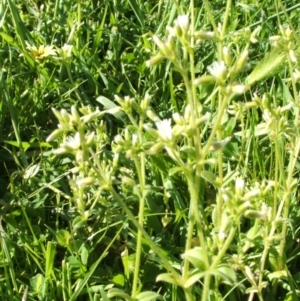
[1,0,300,300]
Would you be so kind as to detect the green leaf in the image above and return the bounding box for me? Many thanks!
[121,247,130,279]
[112,274,125,287]
[56,230,71,247]
[182,247,208,271]
[284,292,294,301]
[72,216,87,229]
[214,265,237,285]
[169,166,185,176]
[96,95,125,120]
[184,270,207,288]
[100,286,110,301]
[30,274,45,295]
[268,270,288,280]
[224,117,236,136]
[45,242,56,280]
[156,273,182,286]
[269,247,285,271]
[0,32,18,47]
[127,0,145,29]
[200,170,218,187]
[136,291,163,301]
[107,288,134,301]
[80,243,89,266]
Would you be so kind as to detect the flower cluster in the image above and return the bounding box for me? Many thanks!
[269,26,297,63]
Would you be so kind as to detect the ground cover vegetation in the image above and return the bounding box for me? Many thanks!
[1,0,300,300]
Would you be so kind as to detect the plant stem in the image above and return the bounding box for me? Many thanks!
[89,149,183,286]
[131,150,146,297]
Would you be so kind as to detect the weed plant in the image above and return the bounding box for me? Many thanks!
[1,0,300,300]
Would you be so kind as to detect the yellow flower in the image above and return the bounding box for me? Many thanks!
[26,43,57,60]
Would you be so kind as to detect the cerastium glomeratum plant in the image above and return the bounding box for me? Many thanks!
[47,12,300,301]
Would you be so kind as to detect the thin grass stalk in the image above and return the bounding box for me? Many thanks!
[202,0,218,37]
[0,220,18,292]
[89,149,183,285]
[69,224,125,301]
[77,0,82,40]
[1,76,28,167]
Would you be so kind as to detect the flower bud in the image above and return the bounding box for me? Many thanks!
[145,142,165,155]
[232,50,249,75]
[76,177,95,187]
[52,108,63,122]
[194,75,215,86]
[121,176,136,187]
[230,84,249,94]
[60,109,71,124]
[140,93,151,111]
[244,209,266,219]
[194,30,215,40]
[223,46,232,67]
[146,54,164,67]
[46,129,62,142]
[235,178,245,198]
[153,35,173,57]
[250,26,261,43]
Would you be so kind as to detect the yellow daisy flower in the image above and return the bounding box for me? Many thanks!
[26,43,57,60]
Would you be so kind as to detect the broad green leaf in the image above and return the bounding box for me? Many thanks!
[30,274,45,295]
[112,274,125,287]
[56,230,71,247]
[72,215,87,229]
[268,270,288,280]
[182,247,208,271]
[80,243,89,266]
[0,32,18,47]
[184,270,206,288]
[214,265,237,285]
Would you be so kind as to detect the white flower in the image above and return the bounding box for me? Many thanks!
[207,61,227,80]
[218,231,226,241]
[62,132,81,150]
[293,69,300,81]
[235,178,245,197]
[231,84,249,94]
[289,49,297,63]
[155,119,173,141]
[61,43,73,58]
[175,15,189,33]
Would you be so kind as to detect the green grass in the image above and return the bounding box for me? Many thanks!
[1,0,300,300]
